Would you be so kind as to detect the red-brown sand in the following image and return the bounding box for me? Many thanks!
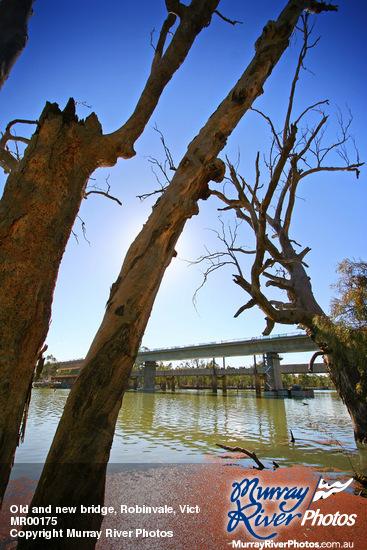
[1,461,366,549]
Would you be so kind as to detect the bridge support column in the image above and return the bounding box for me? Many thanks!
[143,361,157,391]
[255,374,262,396]
[161,376,167,391]
[266,352,283,391]
[253,355,262,396]
[196,376,200,389]
[212,374,217,394]
[170,376,175,392]
[221,375,227,394]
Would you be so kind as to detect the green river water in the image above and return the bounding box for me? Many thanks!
[12,388,366,477]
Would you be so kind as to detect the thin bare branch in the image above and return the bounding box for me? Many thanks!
[294,99,329,126]
[152,125,176,171]
[151,12,177,68]
[75,216,91,246]
[137,185,167,202]
[229,247,256,255]
[84,190,122,206]
[250,108,282,151]
[297,114,328,159]
[283,13,310,142]
[300,163,364,180]
[85,175,122,205]
[137,126,176,201]
[75,101,92,109]
[214,10,243,26]
[0,119,37,150]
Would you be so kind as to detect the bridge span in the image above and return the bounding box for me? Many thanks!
[52,333,323,395]
[136,333,318,362]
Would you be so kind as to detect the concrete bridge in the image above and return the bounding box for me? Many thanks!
[136,333,318,362]
[130,361,325,394]
[53,333,323,394]
[135,332,320,394]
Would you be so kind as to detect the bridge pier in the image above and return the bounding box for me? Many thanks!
[253,355,262,396]
[212,374,217,394]
[255,373,262,396]
[143,361,157,391]
[265,352,283,391]
[221,375,227,394]
[161,375,167,391]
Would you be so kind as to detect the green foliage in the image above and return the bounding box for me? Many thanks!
[39,355,58,379]
[314,313,367,400]
[330,259,367,329]
[327,259,367,392]
[282,373,332,389]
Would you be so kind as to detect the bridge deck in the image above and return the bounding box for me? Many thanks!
[55,333,321,375]
[136,333,318,362]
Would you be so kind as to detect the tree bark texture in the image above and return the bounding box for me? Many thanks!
[0,100,104,504]
[17,3,320,548]
[309,324,367,444]
[0,0,35,90]
[0,0,221,506]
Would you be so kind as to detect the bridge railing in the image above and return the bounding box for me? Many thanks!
[138,331,306,354]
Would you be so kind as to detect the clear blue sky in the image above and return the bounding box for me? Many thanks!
[1,0,366,365]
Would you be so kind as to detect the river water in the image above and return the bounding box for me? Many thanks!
[13,388,366,477]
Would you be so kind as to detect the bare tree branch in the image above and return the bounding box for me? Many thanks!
[0,0,35,90]
[309,350,324,372]
[84,190,122,206]
[151,12,177,68]
[104,1,222,160]
[137,126,176,201]
[214,10,243,26]
[283,13,315,140]
[216,443,266,469]
[250,108,282,151]
[84,175,122,205]
[196,12,358,336]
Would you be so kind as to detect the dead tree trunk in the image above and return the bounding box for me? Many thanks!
[0,100,104,505]
[0,0,221,506]
[203,12,366,443]
[16,3,337,548]
[309,324,367,444]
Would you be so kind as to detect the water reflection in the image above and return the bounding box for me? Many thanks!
[13,389,361,474]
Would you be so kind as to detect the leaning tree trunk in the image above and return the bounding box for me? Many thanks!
[280,240,367,443]
[17,3,321,548]
[0,100,103,504]
[309,322,367,444]
[0,0,223,506]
